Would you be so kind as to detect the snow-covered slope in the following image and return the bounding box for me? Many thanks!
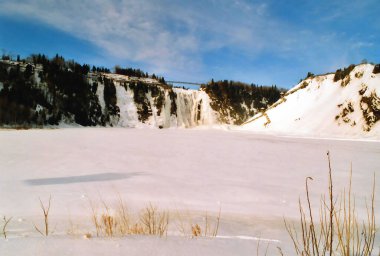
[241,64,380,139]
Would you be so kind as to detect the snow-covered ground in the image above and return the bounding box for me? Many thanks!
[0,128,379,255]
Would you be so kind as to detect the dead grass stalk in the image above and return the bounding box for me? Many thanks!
[34,196,52,236]
[284,152,376,256]
[2,216,12,239]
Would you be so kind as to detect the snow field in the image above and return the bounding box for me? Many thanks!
[0,128,379,255]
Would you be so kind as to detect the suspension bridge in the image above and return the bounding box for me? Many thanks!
[166,81,204,86]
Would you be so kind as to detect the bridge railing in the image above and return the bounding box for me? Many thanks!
[166,81,204,86]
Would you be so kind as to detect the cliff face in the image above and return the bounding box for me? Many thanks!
[0,59,268,128]
[93,73,217,128]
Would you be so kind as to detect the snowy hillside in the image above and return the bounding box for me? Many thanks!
[241,64,380,139]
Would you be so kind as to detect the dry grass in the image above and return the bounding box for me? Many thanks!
[176,206,221,238]
[115,194,132,235]
[191,223,202,237]
[90,198,119,237]
[89,198,101,237]
[256,238,270,256]
[89,197,169,238]
[284,151,376,256]
[2,216,12,239]
[140,203,169,237]
[34,196,52,236]
[67,214,81,236]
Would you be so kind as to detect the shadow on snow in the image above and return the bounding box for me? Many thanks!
[24,172,142,186]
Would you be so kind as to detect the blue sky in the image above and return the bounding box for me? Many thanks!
[0,0,379,88]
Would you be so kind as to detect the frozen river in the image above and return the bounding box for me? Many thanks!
[0,128,379,255]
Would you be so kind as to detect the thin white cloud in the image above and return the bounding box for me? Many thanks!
[0,0,201,75]
[0,0,270,76]
[0,0,377,84]
[351,42,374,49]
